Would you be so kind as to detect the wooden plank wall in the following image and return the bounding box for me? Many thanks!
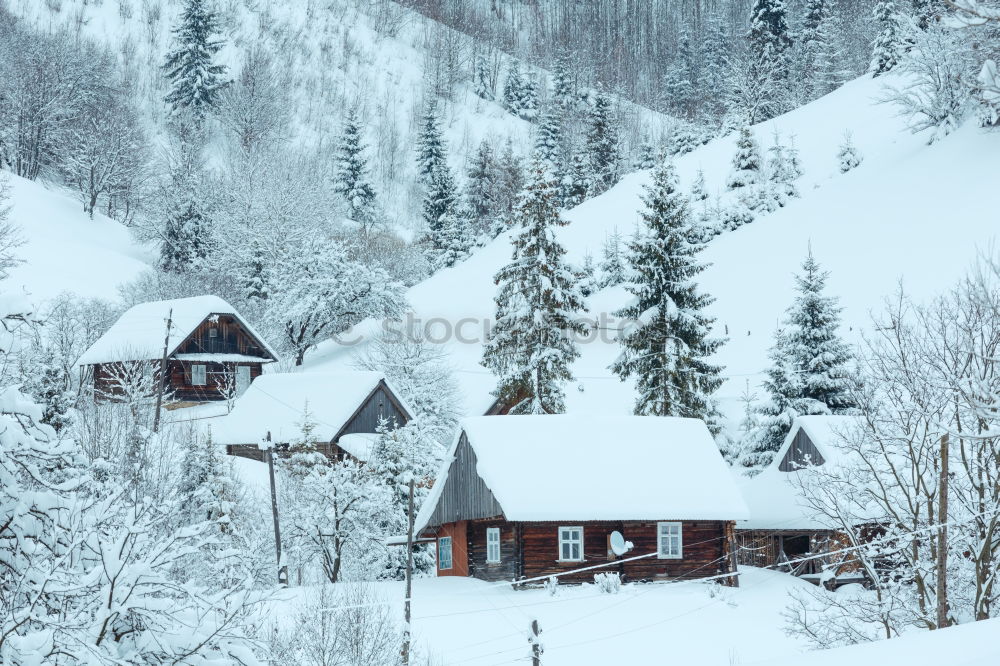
[467,520,521,582]
[168,360,263,402]
[175,316,270,358]
[424,433,505,528]
[778,428,826,471]
[338,383,410,435]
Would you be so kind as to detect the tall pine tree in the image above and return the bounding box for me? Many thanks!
[416,103,448,185]
[585,92,621,195]
[163,0,228,118]
[334,109,378,227]
[612,160,724,419]
[871,0,904,76]
[481,162,585,414]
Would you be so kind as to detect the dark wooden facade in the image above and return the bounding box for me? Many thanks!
[432,518,735,584]
[224,379,411,462]
[89,314,274,404]
[777,428,826,471]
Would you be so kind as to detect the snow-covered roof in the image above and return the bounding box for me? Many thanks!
[77,295,278,366]
[739,415,862,530]
[416,415,749,529]
[338,433,379,462]
[211,372,410,446]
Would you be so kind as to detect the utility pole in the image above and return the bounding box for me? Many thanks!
[265,431,288,587]
[401,477,415,666]
[936,433,950,629]
[152,308,173,433]
[528,619,542,666]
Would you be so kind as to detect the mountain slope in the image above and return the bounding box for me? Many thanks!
[2,174,153,306]
[308,73,1000,424]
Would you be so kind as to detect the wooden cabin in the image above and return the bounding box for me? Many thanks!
[77,295,278,405]
[736,415,863,586]
[410,415,749,586]
[212,372,412,463]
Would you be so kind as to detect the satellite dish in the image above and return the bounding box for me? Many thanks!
[610,531,632,556]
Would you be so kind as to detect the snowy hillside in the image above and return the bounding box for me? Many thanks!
[6,0,669,230]
[309,73,1000,422]
[2,174,153,306]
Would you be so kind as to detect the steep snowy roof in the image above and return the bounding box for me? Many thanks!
[416,415,749,529]
[77,295,278,366]
[739,415,863,530]
[211,372,410,446]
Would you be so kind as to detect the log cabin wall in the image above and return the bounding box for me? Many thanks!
[169,360,264,402]
[453,519,731,584]
[467,519,521,582]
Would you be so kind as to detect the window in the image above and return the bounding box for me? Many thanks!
[208,327,218,338]
[191,364,207,386]
[486,528,501,563]
[558,526,583,561]
[438,536,453,570]
[657,522,683,559]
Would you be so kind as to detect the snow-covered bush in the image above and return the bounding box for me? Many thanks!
[594,572,622,594]
[837,132,863,173]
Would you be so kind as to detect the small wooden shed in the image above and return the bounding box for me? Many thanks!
[412,415,749,586]
[736,415,863,584]
[212,371,412,462]
[77,295,277,404]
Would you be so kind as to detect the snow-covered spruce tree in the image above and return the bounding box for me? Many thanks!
[490,140,525,236]
[611,160,724,420]
[416,103,448,185]
[561,151,591,209]
[423,163,459,247]
[744,249,856,470]
[465,139,499,236]
[663,30,696,117]
[334,109,379,229]
[575,252,599,297]
[502,60,529,117]
[702,12,731,117]
[837,132,863,173]
[784,248,857,414]
[473,53,493,100]
[162,0,228,119]
[727,127,767,211]
[159,133,212,273]
[585,92,621,195]
[948,0,1000,125]
[552,51,574,109]
[802,0,845,99]
[635,142,658,170]
[534,108,565,177]
[871,0,904,76]
[742,329,804,470]
[748,0,794,76]
[481,162,586,414]
[691,169,709,202]
[598,227,628,288]
[432,207,475,269]
[767,131,801,205]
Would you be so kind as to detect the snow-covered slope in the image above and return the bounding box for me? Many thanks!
[2,174,153,307]
[309,73,1000,424]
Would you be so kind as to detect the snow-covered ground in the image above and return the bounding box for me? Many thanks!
[271,568,811,666]
[2,174,153,307]
[308,73,1000,425]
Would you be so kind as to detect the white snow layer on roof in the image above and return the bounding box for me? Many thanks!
[77,295,277,366]
[211,372,397,446]
[739,415,863,530]
[337,433,380,462]
[418,415,749,528]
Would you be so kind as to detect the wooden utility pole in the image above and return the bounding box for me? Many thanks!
[265,431,288,586]
[936,433,950,629]
[401,478,415,665]
[152,308,173,433]
[529,619,542,666]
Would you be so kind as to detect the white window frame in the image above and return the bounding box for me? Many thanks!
[486,527,501,563]
[191,364,207,386]
[657,522,683,559]
[208,327,219,338]
[438,536,453,570]
[558,526,584,562]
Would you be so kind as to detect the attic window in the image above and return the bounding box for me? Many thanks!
[209,328,218,338]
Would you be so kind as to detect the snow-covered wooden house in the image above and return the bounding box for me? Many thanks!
[77,295,278,404]
[736,415,863,583]
[411,415,749,585]
[212,371,412,462]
